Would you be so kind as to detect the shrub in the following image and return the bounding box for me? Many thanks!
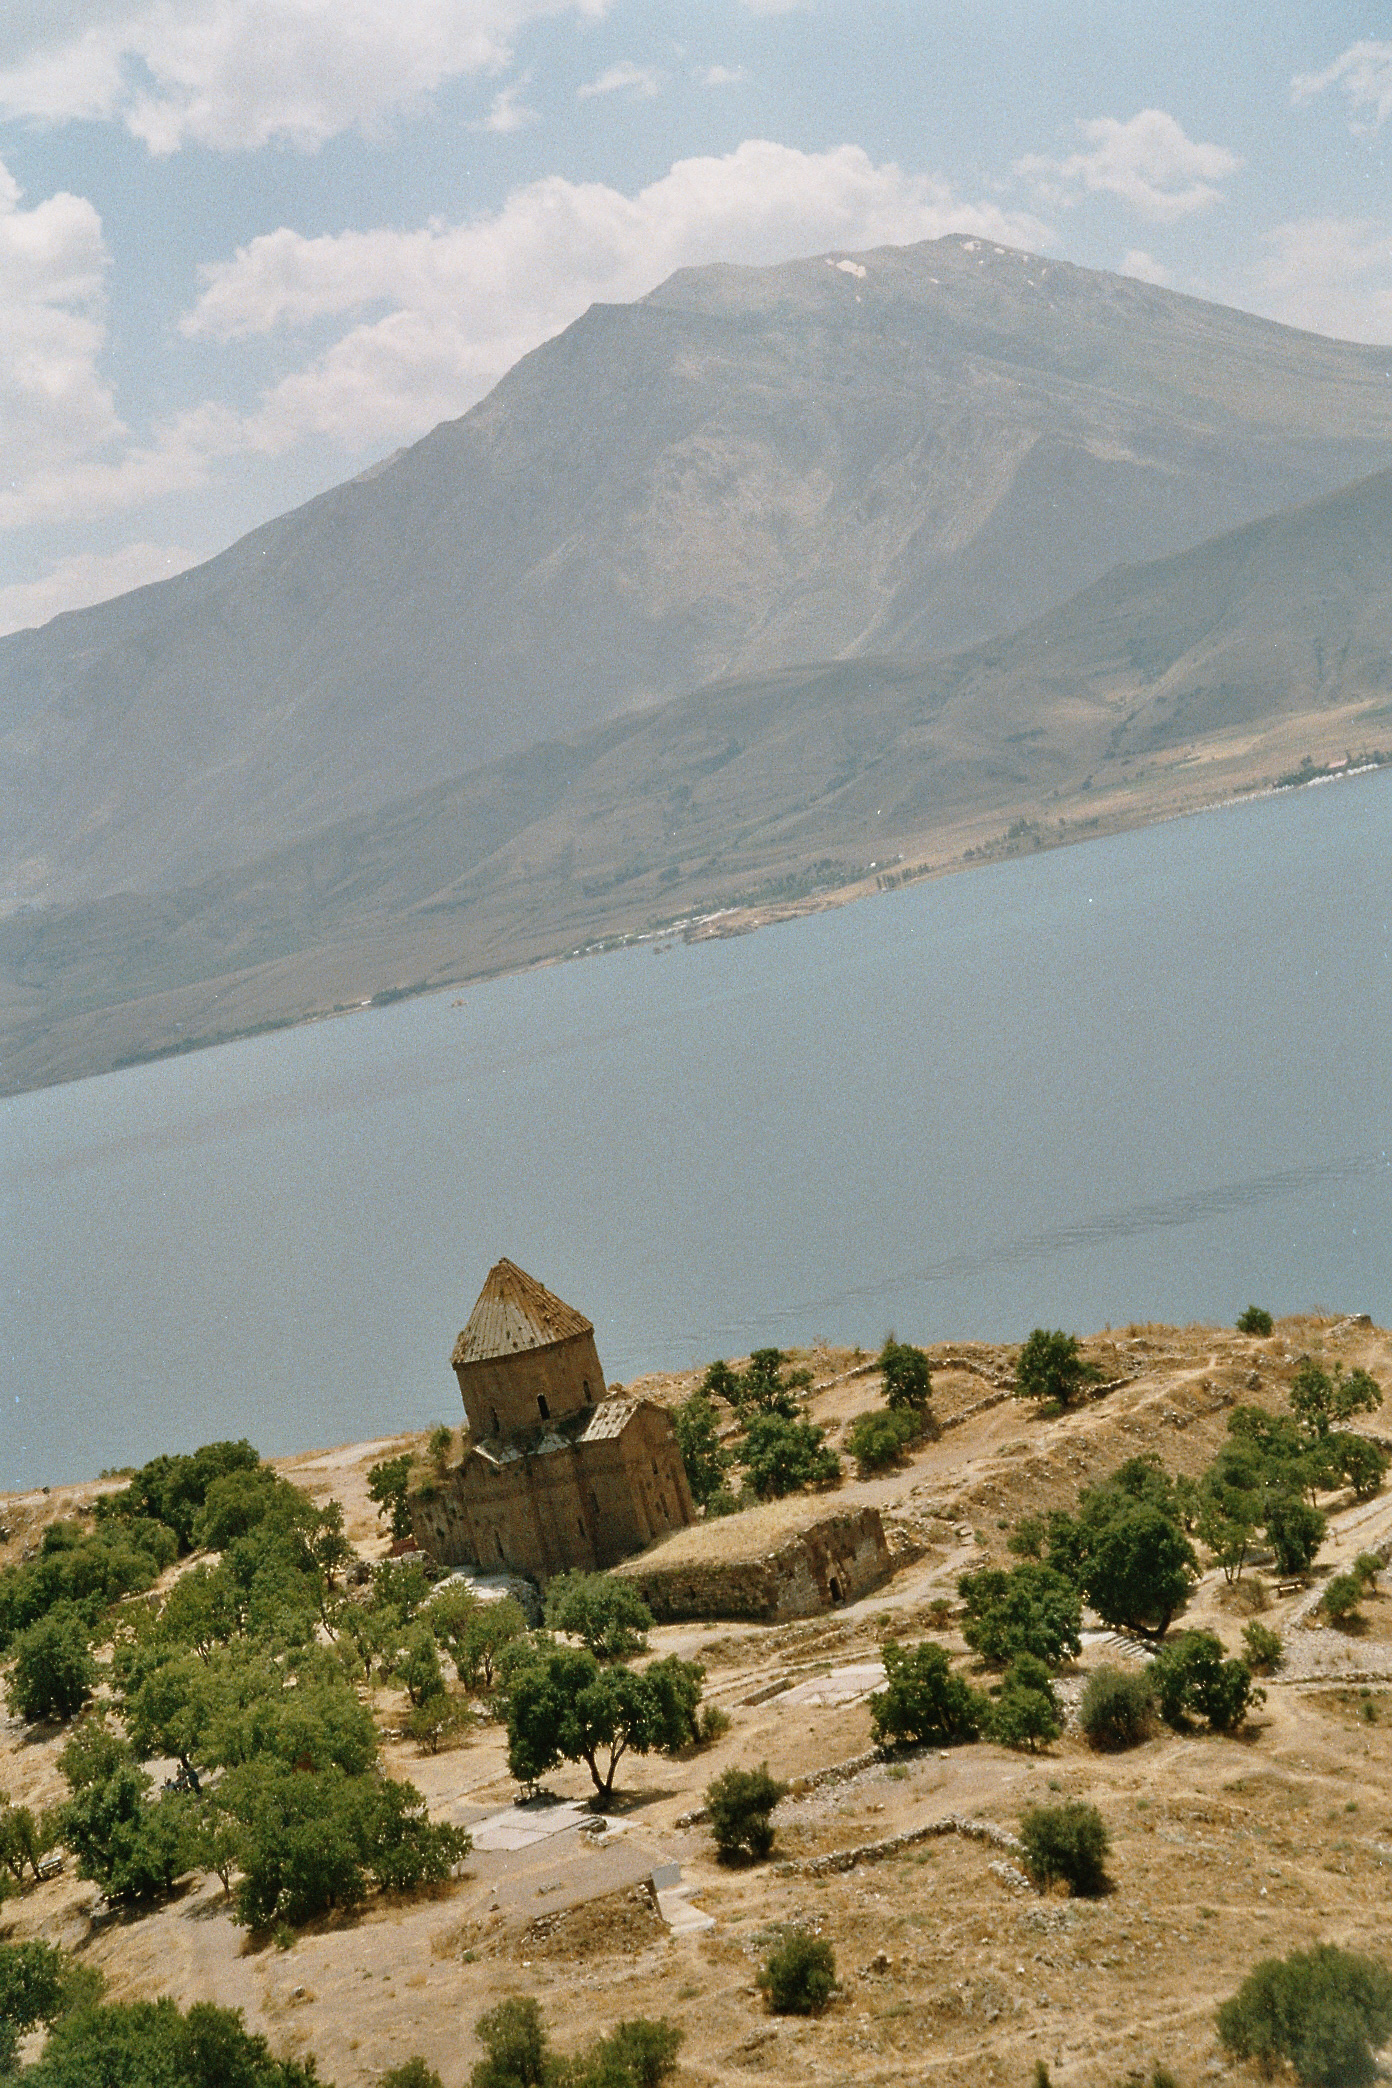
[879,1338,932,1412]
[1078,1665,1156,1751]
[868,1640,986,1749]
[696,1704,730,1747]
[1014,1329,1104,1410]
[1241,1620,1284,1674]
[383,2063,444,2088]
[1151,1632,1261,1734]
[705,1764,788,1862]
[986,1655,1060,1751]
[6,1605,96,1723]
[758,1928,836,2014]
[427,1425,454,1473]
[1236,1305,1274,1336]
[1353,1552,1382,1590]
[1018,1800,1110,1896]
[367,1456,414,1542]
[1216,1944,1392,2088]
[579,2018,683,2088]
[1321,1573,1363,1625]
[957,1563,1082,1667]
[845,1408,921,1476]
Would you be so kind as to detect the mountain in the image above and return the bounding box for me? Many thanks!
[6,234,1392,916]
[4,462,1390,1095]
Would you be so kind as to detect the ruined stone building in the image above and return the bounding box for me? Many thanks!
[408,1259,695,1581]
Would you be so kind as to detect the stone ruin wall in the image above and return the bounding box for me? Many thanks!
[618,1506,892,1623]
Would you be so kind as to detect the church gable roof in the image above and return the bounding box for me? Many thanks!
[451,1259,593,1370]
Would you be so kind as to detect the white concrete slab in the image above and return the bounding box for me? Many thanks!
[780,1662,885,1707]
[469,1800,631,1852]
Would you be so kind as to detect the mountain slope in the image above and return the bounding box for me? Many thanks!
[5,235,1392,914]
[4,462,1390,1095]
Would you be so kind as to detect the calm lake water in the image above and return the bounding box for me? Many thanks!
[4,773,1390,1493]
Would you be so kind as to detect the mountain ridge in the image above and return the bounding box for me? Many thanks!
[4,455,1390,1095]
[6,233,1392,916]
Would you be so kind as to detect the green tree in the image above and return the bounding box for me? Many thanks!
[1332,1432,1388,1500]
[397,1627,445,1708]
[878,1338,932,1413]
[1018,1800,1110,1896]
[1236,1305,1274,1336]
[427,1425,454,1474]
[737,1415,839,1499]
[470,1997,550,2088]
[705,1764,788,1862]
[504,1649,704,1805]
[543,1573,652,1660]
[738,1349,805,1418]
[1265,1493,1327,1575]
[1013,1329,1104,1410]
[1082,1506,1197,1638]
[6,1605,96,1723]
[868,1640,986,1749]
[576,2019,682,2088]
[452,1599,528,1692]
[1078,1665,1156,1751]
[367,1457,414,1542]
[1289,1359,1383,1439]
[758,1929,836,2015]
[1216,1945,1392,2088]
[1151,1631,1262,1733]
[699,1361,743,1408]
[0,1939,75,2073]
[956,1563,1082,1668]
[672,1392,729,1509]
[986,1655,1061,1751]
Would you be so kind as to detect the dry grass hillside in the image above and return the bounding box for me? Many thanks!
[0,1313,1389,2088]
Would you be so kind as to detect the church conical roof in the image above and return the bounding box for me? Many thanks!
[450,1259,593,1369]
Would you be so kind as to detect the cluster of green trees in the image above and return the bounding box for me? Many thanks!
[1186,1364,1385,1584]
[867,1640,1062,1753]
[677,1336,939,1506]
[676,1347,838,1507]
[0,1441,505,1930]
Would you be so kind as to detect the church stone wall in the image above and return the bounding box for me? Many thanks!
[407,1397,694,1583]
[454,1327,606,1439]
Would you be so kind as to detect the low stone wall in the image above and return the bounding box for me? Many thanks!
[615,1505,892,1623]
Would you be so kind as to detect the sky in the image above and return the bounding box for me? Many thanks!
[0,2,1388,636]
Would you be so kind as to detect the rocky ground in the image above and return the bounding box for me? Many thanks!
[0,1312,1389,2088]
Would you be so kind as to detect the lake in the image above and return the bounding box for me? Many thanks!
[3,772,1390,1493]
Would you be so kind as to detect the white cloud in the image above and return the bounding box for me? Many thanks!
[1292,40,1392,133]
[0,540,201,635]
[1120,248,1173,287]
[475,73,537,132]
[1016,109,1241,222]
[696,64,747,87]
[576,59,663,101]
[1247,217,1392,346]
[0,158,128,515]
[178,140,1053,456]
[0,0,608,154]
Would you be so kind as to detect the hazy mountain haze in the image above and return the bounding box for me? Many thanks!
[4,234,1392,917]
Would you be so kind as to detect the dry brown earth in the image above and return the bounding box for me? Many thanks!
[1,1313,1390,2088]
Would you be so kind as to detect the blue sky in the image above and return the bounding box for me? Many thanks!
[0,1,1388,632]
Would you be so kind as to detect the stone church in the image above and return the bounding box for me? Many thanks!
[407,1259,696,1581]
